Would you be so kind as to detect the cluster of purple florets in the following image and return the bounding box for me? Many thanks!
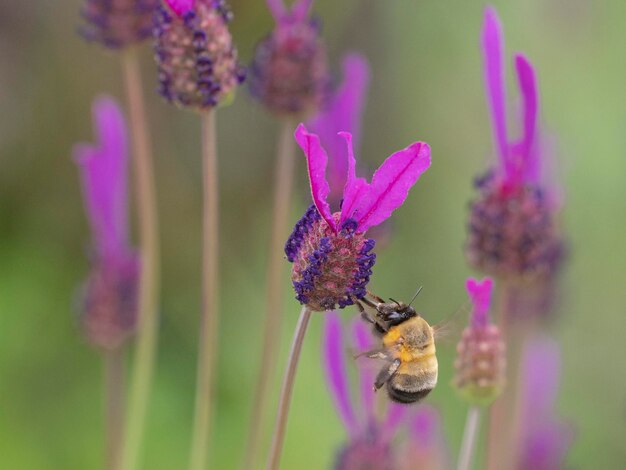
[80,0,158,49]
[285,206,376,311]
[153,0,245,110]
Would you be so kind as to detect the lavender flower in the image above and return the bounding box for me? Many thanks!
[399,406,450,470]
[307,53,370,205]
[517,335,574,469]
[323,313,408,470]
[285,124,431,311]
[80,0,159,49]
[454,277,506,405]
[466,7,563,282]
[249,0,329,116]
[74,96,139,350]
[154,0,245,110]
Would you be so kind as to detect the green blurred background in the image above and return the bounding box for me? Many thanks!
[1,0,625,468]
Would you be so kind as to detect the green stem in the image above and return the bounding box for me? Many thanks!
[120,50,160,470]
[243,119,296,469]
[457,406,481,470]
[266,306,312,470]
[189,110,219,470]
[104,348,125,470]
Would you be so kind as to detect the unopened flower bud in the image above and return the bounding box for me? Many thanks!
[454,278,506,405]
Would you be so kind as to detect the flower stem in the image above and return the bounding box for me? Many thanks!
[457,406,481,470]
[189,110,220,470]
[104,348,125,470]
[243,118,296,469]
[120,50,160,470]
[266,306,312,470]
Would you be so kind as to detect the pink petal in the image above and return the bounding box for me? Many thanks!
[350,142,431,233]
[465,277,493,328]
[74,96,130,256]
[322,313,359,436]
[482,7,510,173]
[294,124,337,231]
[290,0,314,21]
[351,319,376,425]
[514,53,539,183]
[307,53,370,196]
[165,0,194,16]
[338,132,369,227]
[265,0,287,22]
[380,402,409,443]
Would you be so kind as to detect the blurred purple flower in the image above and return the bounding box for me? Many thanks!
[323,313,408,469]
[74,96,139,350]
[80,0,158,49]
[248,0,329,116]
[465,7,563,282]
[307,53,370,202]
[285,124,430,310]
[399,405,450,470]
[517,335,574,470]
[454,277,506,405]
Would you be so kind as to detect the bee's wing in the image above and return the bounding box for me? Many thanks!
[351,346,394,361]
[432,301,471,345]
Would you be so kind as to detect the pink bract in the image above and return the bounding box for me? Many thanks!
[465,277,494,328]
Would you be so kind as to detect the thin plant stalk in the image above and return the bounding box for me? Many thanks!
[267,306,313,470]
[243,118,296,469]
[457,406,482,470]
[104,348,125,470]
[189,110,220,470]
[120,50,160,470]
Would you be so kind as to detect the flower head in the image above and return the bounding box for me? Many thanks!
[465,7,563,282]
[323,313,408,470]
[454,277,506,405]
[285,124,430,311]
[154,0,245,111]
[517,335,574,469]
[398,406,450,470]
[248,0,329,116]
[74,96,139,350]
[80,0,159,49]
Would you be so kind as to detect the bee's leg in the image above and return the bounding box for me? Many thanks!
[356,301,375,324]
[374,359,401,391]
[354,348,391,361]
[365,291,386,304]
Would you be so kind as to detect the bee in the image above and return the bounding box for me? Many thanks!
[356,288,438,404]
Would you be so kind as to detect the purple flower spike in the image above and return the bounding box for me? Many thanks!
[74,96,139,351]
[287,124,430,310]
[400,406,450,470]
[466,277,494,328]
[308,54,370,199]
[518,335,574,470]
[323,313,358,436]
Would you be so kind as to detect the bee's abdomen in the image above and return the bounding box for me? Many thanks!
[387,381,433,404]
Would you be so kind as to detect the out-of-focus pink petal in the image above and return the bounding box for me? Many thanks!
[351,319,376,424]
[338,132,369,226]
[294,124,337,231]
[165,0,194,16]
[466,277,493,328]
[350,142,431,233]
[74,96,129,256]
[322,313,359,436]
[482,7,510,173]
[290,0,313,21]
[265,0,287,22]
[380,402,409,443]
[410,405,439,445]
[514,53,539,184]
[307,53,370,197]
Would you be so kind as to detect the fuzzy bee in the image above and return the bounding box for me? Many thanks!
[356,289,438,404]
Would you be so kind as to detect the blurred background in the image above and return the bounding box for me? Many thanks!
[1,0,625,468]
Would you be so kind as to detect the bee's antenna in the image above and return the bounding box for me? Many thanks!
[389,297,401,306]
[407,286,423,307]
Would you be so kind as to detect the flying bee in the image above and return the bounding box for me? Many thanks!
[356,288,438,404]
